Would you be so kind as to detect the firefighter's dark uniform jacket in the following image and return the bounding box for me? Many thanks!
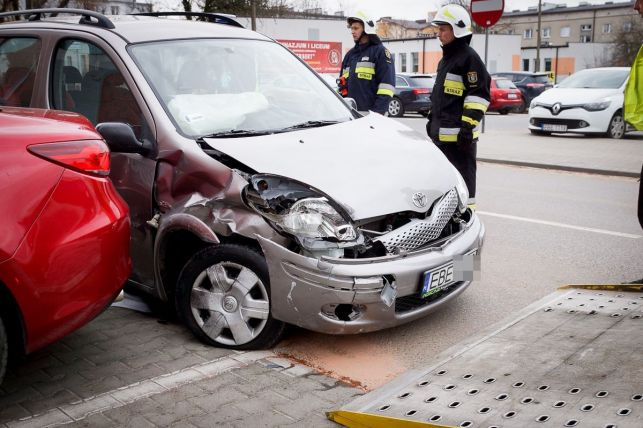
[428,36,491,144]
[340,34,395,114]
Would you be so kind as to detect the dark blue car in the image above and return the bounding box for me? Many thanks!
[388,73,434,117]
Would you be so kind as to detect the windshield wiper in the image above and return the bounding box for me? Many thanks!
[279,120,341,131]
[200,129,273,138]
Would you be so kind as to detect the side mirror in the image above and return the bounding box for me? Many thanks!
[343,97,358,111]
[96,122,148,155]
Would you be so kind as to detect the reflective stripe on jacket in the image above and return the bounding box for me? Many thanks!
[339,34,396,114]
[429,37,491,144]
[625,45,643,131]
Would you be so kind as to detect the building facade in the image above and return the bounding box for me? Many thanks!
[19,1,152,14]
[377,17,438,40]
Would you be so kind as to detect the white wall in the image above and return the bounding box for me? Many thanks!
[236,17,355,56]
[383,34,522,74]
[521,43,615,74]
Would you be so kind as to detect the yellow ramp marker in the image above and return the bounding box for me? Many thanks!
[327,411,455,428]
[558,284,643,292]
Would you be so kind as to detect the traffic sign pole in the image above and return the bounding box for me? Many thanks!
[470,0,505,135]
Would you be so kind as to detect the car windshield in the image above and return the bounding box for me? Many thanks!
[495,79,516,89]
[409,77,435,88]
[129,39,353,138]
[557,68,629,89]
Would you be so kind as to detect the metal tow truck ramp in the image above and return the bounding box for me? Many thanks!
[329,285,643,428]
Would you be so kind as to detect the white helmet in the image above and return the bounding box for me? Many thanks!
[431,4,473,38]
[347,10,375,32]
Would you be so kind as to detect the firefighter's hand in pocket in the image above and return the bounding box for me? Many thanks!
[457,127,473,147]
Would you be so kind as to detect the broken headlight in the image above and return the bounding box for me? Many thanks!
[243,174,357,241]
[452,166,469,213]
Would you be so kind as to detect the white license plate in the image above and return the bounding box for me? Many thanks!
[543,124,567,132]
[421,262,454,298]
[507,93,517,99]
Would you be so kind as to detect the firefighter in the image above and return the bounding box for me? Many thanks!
[339,11,395,115]
[426,4,490,210]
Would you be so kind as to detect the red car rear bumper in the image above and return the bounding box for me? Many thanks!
[0,170,130,353]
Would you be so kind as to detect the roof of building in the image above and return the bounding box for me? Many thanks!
[504,0,634,17]
[377,17,433,30]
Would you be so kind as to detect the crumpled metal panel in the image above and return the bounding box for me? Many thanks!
[374,189,458,253]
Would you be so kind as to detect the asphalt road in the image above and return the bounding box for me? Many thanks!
[275,161,643,390]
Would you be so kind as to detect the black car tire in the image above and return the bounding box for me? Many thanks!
[176,244,286,350]
[516,100,527,114]
[499,109,510,115]
[0,316,7,385]
[388,97,404,117]
[530,129,551,136]
[606,110,625,139]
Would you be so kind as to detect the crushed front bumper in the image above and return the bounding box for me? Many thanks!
[257,214,484,334]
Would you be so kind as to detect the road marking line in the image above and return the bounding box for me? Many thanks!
[4,351,274,428]
[477,211,642,239]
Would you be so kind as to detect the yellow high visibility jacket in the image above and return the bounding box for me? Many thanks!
[624,45,643,131]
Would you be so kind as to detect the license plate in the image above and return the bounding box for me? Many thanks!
[543,124,567,132]
[421,262,454,298]
[508,93,517,99]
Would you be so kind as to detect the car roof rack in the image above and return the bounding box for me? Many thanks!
[131,12,244,28]
[0,8,115,29]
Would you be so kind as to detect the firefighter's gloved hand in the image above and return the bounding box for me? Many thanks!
[457,127,473,147]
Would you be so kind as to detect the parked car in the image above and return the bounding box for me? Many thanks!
[492,71,553,112]
[0,107,130,384]
[528,67,631,139]
[489,77,523,115]
[389,73,434,117]
[0,10,484,350]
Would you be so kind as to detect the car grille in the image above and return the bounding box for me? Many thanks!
[531,118,588,129]
[374,189,458,253]
[395,281,465,313]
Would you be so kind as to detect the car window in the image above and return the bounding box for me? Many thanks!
[494,79,516,89]
[534,75,550,84]
[408,77,434,88]
[396,76,408,87]
[51,39,145,137]
[557,68,630,89]
[0,37,40,107]
[130,39,353,138]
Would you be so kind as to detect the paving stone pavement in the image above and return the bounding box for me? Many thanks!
[0,306,363,427]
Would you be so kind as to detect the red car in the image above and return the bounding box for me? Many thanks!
[0,108,130,383]
[489,77,524,115]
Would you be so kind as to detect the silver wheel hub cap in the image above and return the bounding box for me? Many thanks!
[189,262,270,346]
[223,296,238,312]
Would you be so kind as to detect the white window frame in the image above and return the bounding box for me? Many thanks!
[580,34,591,43]
[523,28,533,39]
[623,22,633,32]
[602,23,612,33]
[542,27,551,39]
[580,24,592,31]
[560,26,571,37]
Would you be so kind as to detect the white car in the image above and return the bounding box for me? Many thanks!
[528,67,631,139]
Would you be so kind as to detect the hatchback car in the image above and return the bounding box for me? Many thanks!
[493,71,553,112]
[0,9,484,350]
[0,107,130,384]
[528,67,631,138]
[389,73,434,117]
[489,77,523,115]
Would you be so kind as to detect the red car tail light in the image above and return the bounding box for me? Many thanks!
[413,88,431,95]
[28,140,110,176]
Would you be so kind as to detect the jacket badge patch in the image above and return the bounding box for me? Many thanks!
[361,56,369,61]
[467,71,478,84]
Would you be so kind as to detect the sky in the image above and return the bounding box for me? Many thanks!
[314,0,634,21]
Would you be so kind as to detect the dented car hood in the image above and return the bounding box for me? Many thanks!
[204,113,458,220]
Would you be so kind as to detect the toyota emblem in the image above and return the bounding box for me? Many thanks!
[552,102,562,115]
[412,192,427,208]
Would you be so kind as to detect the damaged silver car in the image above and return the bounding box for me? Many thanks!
[0,10,484,349]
